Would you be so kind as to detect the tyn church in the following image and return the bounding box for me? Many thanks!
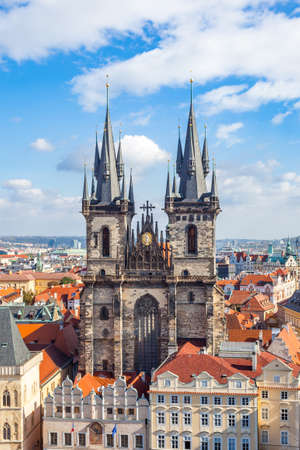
[79,82,225,377]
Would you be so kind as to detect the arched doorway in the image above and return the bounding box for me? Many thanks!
[89,422,103,445]
[134,295,160,374]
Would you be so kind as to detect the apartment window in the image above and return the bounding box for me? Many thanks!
[228,414,236,427]
[201,413,208,426]
[228,397,236,405]
[241,397,249,406]
[184,395,191,404]
[64,433,72,446]
[106,434,114,447]
[128,408,135,415]
[65,406,71,413]
[171,412,178,425]
[281,391,288,400]
[281,409,288,421]
[201,380,208,387]
[274,375,280,383]
[228,437,236,450]
[120,435,128,448]
[171,395,178,404]
[261,390,268,399]
[261,430,269,443]
[107,407,113,415]
[171,435,179,449]
[201,396,208,405]
[165,379,170,387]
[214,396,222,405]
[184,412,192,425]
[235,381,242,388]
[242,415,249,428]
[261,408,269,420]
[183,435,191,449]
[56,406,62,413]
[200,436,208,450]
[281,431,288,445]
[135,435,143,449]
[214,437,222,450]
[50,432,57,445]
[117,408,124,414]
[242,438,250,450]
[157,395,165,404]
[78,433,86,447]
[74,406,80,414]
[214,413,222,427]
[158,434,165,449]
[157,411,165,425]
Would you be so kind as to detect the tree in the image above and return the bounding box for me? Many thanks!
[23,290,35,305]
[59,276,75,285]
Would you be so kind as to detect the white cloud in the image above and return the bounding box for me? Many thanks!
[121,134,169,175]
[30,138,54,152]
[129,110,152,126]
[216,122,243,147]
[0,178,81,234]
[271,111,291,125]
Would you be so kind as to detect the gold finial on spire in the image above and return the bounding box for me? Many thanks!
[189,70,193,103]
[105,74,110,107]
[204,123,207,138]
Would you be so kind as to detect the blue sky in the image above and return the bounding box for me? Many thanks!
[1,0,300,239]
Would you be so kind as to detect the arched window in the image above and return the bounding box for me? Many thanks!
[183,269,189,277]
[14,390,18,407]
[14,423,18,440]
[187,225,197,254]
[3,390,10,407]
[100,306,109,320]
[102,227,110,257]
[3,423,10,440]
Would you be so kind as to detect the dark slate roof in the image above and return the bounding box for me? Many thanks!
[283,290,300,313]
[7,302,62,322]
[0,307,31,366]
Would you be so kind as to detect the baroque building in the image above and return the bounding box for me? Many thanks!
[79,81,225,377]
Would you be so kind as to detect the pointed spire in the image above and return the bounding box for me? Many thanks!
[90,169,96,200]
[172,165,179,198]
[95,75,120,203]
[82,165,89,201]
[176,123,183,176]
[94,130,100,177]
[211,159,218,198]
[137,221,140,236]
[116,128,124,180]
[202,124,209,178]
[178,78,207,200]
[128,169,134,204]
[121,174,127,200]
[131,229,135,247]
[155,221,158,239]
[160,230,164,245]
[165,162,171,199]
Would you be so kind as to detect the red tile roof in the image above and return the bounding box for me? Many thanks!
[229,290,254,306]
[18,323,60,348]
[240,274,273,286]
[241,293,274,312]
[228,329,272,346]
[40,344,71,385]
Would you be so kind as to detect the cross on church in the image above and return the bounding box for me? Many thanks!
[140,200,155,218]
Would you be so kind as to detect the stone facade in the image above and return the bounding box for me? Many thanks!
[79,86,225,377]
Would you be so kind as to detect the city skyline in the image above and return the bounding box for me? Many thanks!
[1,1,300,238]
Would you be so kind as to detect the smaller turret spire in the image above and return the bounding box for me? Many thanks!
[116,128,124,180]
[165,162,171,199]
[121,174,127,200]
[82,164,89,201]
[202,124,209,178]
[128,169,134,204]
[94,130,100,177]
[176,123,183,176]
[211,159,218,198]
[90,169,96,200]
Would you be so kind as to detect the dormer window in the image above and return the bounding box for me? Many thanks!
[164,379,170,387]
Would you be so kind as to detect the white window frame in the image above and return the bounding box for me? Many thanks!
[77,432,87,447]
[241,437,250,450]
[200,436,209,450]
[280,408,288,421]
[63,432,73,447]
[281,431,288,445]
[171,411,178,425]
[201,413,209,426]
[261,408,269,420]
[184,412,192,425]
[157,434,165,449]
[157,411,165,425]
[261,430,269,444]
[228,396,236,405]
[281,391,288,400]
[228,414,236,427]
[157,394,165,404]
[228,437,236,450]
[201,380,208,387]
[106,433,114,448]
[184,395,191,404]
[171,434,179,449]
[164,379,170,387]
[241,397,249,406]
[135,434,144,449]
[274,375,280,383]
[213,436,222,450]
[183,435,192,450]
[235,380,242,388]
[261,390,268,399]
[214,413,222,427]
[49,432,58,446]
[241,414,249,428]
[214,396,222,405]
[120,434,129,448]
[201,396,208,405]
[171,395,179,404]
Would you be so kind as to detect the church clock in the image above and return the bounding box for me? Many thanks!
[142,232,152,246]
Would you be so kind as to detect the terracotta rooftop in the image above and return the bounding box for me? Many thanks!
[228,329,272,346]
[240,274,273,286]
[229,290,254,306]
[40,344,72,385]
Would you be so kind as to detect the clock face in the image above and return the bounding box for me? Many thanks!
[142,232,152,246]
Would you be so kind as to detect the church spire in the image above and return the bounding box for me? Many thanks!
[121,174,127,200]
[211,159,218,199]
[94,130,100,177]
[95,76,120,203]
[165,162,171,200]
[176,124,183,176]
[90,169,96,200]
[128,169,134,205]
[172,165,179,198]
[202,124,209,178]
[178,78,207,200]
[116,128,124,180]
[82,164,89,201]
